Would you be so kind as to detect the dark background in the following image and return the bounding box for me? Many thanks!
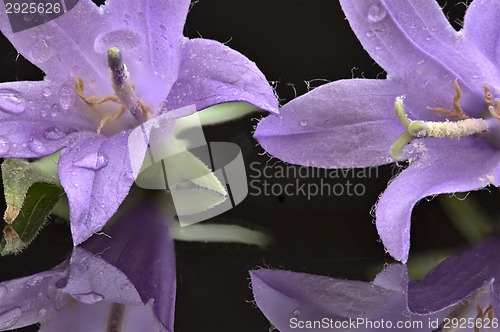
[1,0,497,331]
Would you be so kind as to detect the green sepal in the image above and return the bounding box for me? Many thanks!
[2,152,60,223]
[1,182,64,255]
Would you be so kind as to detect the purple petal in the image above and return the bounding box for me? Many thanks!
[164,38,279,115]
[463,0,500,66]
[0,262,68,330]
[0,80,94,158]
[250,269,402,332]
[376,140,500,263]
[339,0,500,120]
[82,194,176,332]
[0,1,107,83]
[101,0,190,106]
[58,130,145,245]
[61,247,143,305]
[255,79,404,168]
[408,237,500,314]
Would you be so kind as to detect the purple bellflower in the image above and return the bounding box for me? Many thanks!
[0,194,176,331]
[254,0,500,263]
[0,0,279,245]
[251,237,500,332]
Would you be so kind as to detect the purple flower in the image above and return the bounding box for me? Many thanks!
[251,237,500,332]
[0,194,176,331]
[0,0,279,245]
[254,0,500,262]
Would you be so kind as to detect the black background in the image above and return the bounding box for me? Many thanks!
[1,0,497,331]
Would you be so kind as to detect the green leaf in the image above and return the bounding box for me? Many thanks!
[1,182,64,255]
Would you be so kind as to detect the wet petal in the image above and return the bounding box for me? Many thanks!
[0,80,94,158]
[165,38,279,115]
[58,130,145,245]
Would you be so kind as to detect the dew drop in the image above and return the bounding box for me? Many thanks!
[375,44,382,50]
[367,4,387,23]
[293,309,301,316]
[28,137,47,155]
[94,29,143,54]
[71,66,80,77]
[159,24,166,31]
[26,275,44,287]
[0,307,22,330]
[43,127,67,140]
[299,120,308,127]
[42,87,52,97]
[59,85,74,110]
[137,11,145,19]
[38,308,47,319]
[123,13,130,24]
[72,292,104,304]
[0,89,26,114]
[366,31,374,37]
[23,13,34,22]
[425,35,433,41]
[0,136,11,156]
[417,59,425,65]
[29,40,52,63]
[73,152,109,171]
[51,103,61,117]
[422,80,429,88]
[0,285,7,298]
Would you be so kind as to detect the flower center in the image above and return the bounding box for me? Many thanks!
[74,47,151,134]
[390,81,500,159]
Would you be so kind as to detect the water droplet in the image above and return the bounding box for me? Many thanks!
[0,136,11,156]
[293,309,301,316]
[23,13,34,22]
[28,137,47,155]
[366,31,374,37]
[299,120,308,127]
[29,40,52,63]
[417,59,425,65]
[71,66,80,77]
[59,85,73,110]
[72,292,104,304]
[367,4,387,23]
[38,308,47,319]
[73,152,109,171]
[425,35,433,41]
[422,80,429,88]
[137,11,145,19]
[74,183,79,187]
[159,24,166,31]
[375,44,382,50]
[0,307,21,330]
[0,89,26,114]
[94,29,143,54]
[0,285,7,298]
[26,276,44,287]
[123,13,130,24]
[51,103,61,117]
[43,127,67,140]
[42,87,52,97]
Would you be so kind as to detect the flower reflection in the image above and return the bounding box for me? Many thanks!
[0,194,175,331]
[251,237,500,331]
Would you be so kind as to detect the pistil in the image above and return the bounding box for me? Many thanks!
[390,97,489,159]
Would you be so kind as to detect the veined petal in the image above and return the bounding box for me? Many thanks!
[58,130,146,245]
[0,80,94,158]
[0,0,107,85]
[255,79,404,168]
[408,237,500,314]
[376,140,500,263]
[101,0,191,106]
[82,194,176,332]
[164,38,279,115]
[463,0,500,66]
